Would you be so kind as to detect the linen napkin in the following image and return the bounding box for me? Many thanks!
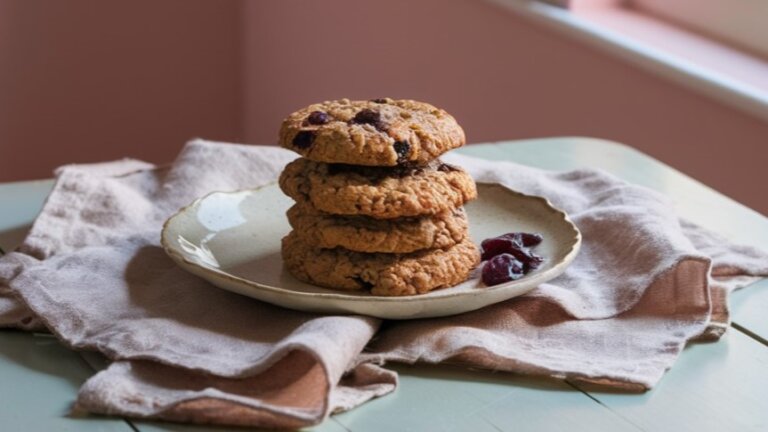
[0,139,766,428]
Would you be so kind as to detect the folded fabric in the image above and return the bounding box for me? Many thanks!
[0,139,765,428]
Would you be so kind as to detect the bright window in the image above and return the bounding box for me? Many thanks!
[566,0,768,60]
[629,0,768,59]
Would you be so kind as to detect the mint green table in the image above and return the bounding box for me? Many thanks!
[1,138,766,432]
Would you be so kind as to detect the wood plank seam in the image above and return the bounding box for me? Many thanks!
[330,417,352,432]
[732,322,768,347]
[481,415,505,432]
[565,380,647,432]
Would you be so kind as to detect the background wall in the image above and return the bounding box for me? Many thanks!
[1,0,766,215]
[0,0,241,178]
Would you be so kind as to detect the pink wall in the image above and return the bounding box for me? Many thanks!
[2,0,767,214]
[0,0,241,180]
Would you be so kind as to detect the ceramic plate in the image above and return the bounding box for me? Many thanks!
[161,183,581,319]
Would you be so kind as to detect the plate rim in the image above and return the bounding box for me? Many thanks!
[160,182,582,304]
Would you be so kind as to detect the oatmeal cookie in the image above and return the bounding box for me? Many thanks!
[278,158,477,219]
[281,231,480,296]
[287,204,469,253]
[279,98,465,166]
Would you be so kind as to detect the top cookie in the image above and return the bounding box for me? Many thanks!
[279,98,466,166]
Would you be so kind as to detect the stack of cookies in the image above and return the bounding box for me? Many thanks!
[278,98,480,296]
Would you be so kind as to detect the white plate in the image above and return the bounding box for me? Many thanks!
[161,183,581,319]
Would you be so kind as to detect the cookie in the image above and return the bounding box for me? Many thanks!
[278,158,477,219]
[279,98,465,166]
[281,231,480,296]
[287,204,469,254]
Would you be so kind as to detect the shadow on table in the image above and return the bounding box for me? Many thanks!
[387,362,574,392]
[0,330,91,414]
[0,224,33,251]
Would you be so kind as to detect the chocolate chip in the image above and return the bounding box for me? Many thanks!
[437,163,459,173]
[352,109,380,124]
[292,131,315,149]
[353,277,374,290]
[351,109,387,131]
[393,140,410,164]
[370,98,388,103]
[307,111,330,125]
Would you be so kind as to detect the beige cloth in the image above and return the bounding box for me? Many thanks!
[0,139,766,428]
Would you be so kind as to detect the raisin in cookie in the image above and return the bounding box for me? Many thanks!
[281,231,480,296]
[279,98,465,166]
[279,158,477,219]
[287,204,469,253]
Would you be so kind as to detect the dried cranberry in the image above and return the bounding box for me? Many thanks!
[480,237,515,261]
[506,246,543,271]
[481,232,544,272]
[351,109,387,131]
[307,111,330,125]
[482,254,525,286]
[393,141,410,164]
[501,232,543,247]
[370,98,389,103]
[292,131,315,149]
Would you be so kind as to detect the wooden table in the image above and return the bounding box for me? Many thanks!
[1,137,766,432]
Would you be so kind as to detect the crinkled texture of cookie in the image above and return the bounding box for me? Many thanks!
[281,232,480,296]
[279,158,477,219]
[279,98,466,166]
[287,204,469,253]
